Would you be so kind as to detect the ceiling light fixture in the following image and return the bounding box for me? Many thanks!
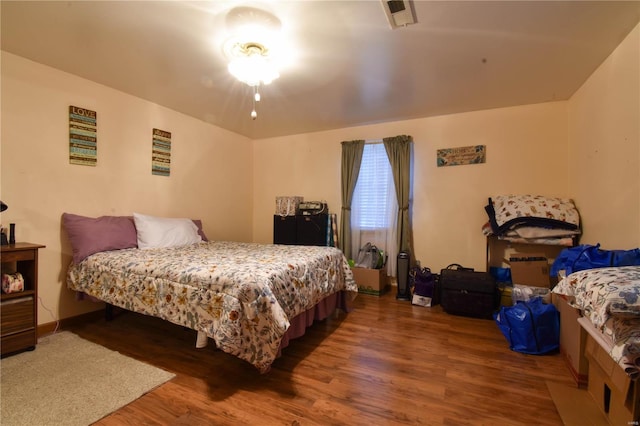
[227,41,279,120]
[228,42,279,87]
[224,7,283,120]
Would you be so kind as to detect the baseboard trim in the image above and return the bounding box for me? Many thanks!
[560,347,589,388]
[37,309,104,337]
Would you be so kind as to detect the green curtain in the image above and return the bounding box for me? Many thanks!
[340,140,365,260]
[383,135,413,254]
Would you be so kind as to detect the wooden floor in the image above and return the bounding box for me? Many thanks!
[65,291,576,425]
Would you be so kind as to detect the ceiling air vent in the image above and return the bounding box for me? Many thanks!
[381,0,417,29]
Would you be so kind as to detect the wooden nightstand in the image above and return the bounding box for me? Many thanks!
[1,242,45,356]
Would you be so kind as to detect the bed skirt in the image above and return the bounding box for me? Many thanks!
[276,290,353,357]
[195,290,353,361]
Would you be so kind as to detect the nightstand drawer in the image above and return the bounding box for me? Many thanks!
[1,330,36,355]
[1,250,35,263]
[1,296,35,334]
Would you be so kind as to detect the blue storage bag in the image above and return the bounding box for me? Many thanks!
[550,243,640,277]
[494,297,559,355]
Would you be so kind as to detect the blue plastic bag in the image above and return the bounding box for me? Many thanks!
[550,243,640,277]
[494,297,559,355]
[490,266,512,284]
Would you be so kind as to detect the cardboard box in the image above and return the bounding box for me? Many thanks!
[552,293,588,387]
[508,252,550,287]
[547,382,608,426]
[499,285,513,307]
[351,267,389,296]
[585,332,640,425]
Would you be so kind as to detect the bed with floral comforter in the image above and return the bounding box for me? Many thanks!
[67,241,357,373]
[553,266,640,379]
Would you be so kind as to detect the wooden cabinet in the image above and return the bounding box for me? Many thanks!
[1,242,45,356]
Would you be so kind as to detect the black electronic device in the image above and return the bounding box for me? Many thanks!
[298,201,327,215]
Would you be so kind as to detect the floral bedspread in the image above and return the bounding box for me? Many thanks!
[67,241,357,372]
[553,266,640,378]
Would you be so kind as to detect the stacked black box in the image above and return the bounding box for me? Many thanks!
[273,214,329,246]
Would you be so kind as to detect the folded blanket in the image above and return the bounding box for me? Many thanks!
[485,195,581,236]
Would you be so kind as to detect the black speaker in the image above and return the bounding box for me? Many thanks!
[397,250,411,300]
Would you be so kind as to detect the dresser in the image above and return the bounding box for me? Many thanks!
[1,242,45,356]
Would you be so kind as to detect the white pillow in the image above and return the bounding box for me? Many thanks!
[133,213,202,249]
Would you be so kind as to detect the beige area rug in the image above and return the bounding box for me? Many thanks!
[1,331,175,425]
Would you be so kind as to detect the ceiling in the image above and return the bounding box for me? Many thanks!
[2,1,639,139]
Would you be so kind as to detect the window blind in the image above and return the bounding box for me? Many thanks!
[354,143,392,229]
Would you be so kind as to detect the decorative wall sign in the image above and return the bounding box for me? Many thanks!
[69,106,97,166]
[437,145,486,167]
[152,128,171,176]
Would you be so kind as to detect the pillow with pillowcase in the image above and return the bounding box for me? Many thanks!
[133,212,203,249]
[62,213,138,264]
[63,213,208,262]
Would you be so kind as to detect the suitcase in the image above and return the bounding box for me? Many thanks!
[440,264,498,318]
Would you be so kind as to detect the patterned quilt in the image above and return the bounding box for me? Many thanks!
[67,241,357,372]
[554,266,640,379]
[484,195,581,242]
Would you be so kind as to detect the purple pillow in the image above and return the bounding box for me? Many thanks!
[62,213,138,264]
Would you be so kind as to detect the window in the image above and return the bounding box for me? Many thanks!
[353,143,394,230]
[351,141,398,275]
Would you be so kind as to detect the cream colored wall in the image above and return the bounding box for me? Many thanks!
[4,22,637,327]
[253,19,640,272]
[253,101,569,272]
[1,52,253,324]
[568,23,640,248]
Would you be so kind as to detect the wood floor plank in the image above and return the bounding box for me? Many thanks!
[63,291,575,425]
